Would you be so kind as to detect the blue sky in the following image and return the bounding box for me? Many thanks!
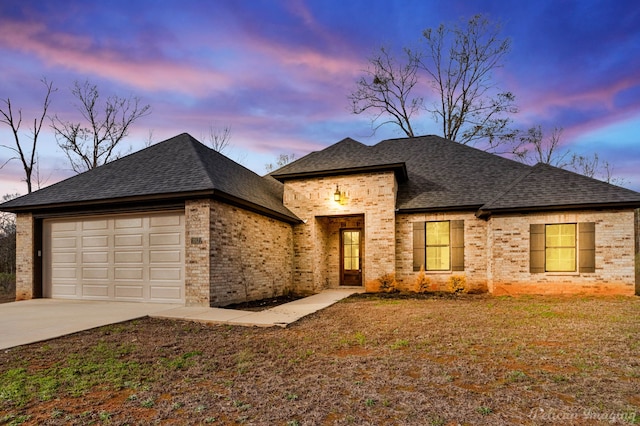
[1,0,639,195]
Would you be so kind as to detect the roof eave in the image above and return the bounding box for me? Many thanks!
[272,163,408,183]
[397,205,483,214]
[477,201,640,218]
[0,190,215,214]
[1,190,302,224]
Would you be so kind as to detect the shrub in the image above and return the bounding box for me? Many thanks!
[366,272,398,293]
[447,275,467,294]
[413,265,431,293]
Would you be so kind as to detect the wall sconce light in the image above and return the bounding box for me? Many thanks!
[334,185,342,202]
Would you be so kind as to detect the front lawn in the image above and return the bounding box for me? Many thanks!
[1,293,638,425]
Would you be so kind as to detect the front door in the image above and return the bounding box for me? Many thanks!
[341,229,362,286]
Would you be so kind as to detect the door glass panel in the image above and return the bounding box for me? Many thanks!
[343,231,360,271]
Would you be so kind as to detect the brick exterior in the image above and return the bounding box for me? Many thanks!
[283,172,397,292]
[395,212,488,293]
[207,199,294,306]
[15,213,34,300]
[632,208,639,295]
[12,185,640,302]
[185,200,212,306]
[488,210,637,296]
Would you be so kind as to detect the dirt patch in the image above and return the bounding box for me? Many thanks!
[222,294,304,311]
[1,294,639,425]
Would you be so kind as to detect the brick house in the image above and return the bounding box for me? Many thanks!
[2,133,639,306]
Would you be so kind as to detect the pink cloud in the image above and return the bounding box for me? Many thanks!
[0,19,232,96]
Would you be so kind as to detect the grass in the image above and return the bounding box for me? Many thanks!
[0,293,639,425]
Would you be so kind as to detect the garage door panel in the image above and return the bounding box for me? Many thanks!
[53,252,77,264]
[115,251,143,263]
[115,267,144,280]
[150,232,181,246]
[52,237,77,249]
[45,212,184,303]
[115,285,144,299]
[150,250,181,263]
[115,217,143,229]
[115,234,143,247]
[83,284,110,297]
[150,267,182,281]
[82,220,108,230]
[83,235,108,248]
[151,215,181,227]
[52,284,78,296]
[150,286,182,300]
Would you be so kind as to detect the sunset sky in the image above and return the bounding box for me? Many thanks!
[1,0,639,196]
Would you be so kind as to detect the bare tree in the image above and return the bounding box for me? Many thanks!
[265,153,296,173]
[513,125,628,186]
[568,153,627,186]
[0,194,19,277]
[349,47,423,137]
[419,14,517,149]
[205,125,231,153]
[0,78,56,193]
[51,80,151,173]
[349,15,517,150]
[513,126,570,167]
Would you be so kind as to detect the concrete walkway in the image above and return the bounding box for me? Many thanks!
[0,289,361,350]
[152,288,361,327]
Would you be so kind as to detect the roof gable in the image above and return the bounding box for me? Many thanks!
[1,133,299,222]
[271,134,640,213]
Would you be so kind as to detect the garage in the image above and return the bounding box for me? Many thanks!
[43,212,185,303]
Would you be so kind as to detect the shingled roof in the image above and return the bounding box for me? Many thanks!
[271,135,640,213]
[3,134,639,219]
[0,133,299,223]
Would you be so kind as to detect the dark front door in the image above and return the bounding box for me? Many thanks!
[341,229,362,286]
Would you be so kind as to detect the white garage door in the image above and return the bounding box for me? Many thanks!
[44,212,185,303]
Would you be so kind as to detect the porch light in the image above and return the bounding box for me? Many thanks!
[334,185,341,202]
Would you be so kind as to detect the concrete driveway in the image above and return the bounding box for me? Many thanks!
[0,299,180,350]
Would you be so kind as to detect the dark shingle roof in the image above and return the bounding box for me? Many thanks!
[272,135,640,213]
[0,133,299,222]
[3,133,639,219]
[478,163,640,215]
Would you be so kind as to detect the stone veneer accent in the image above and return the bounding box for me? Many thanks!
[395,212,488,292]
[488,210,637,296]
[207,199,294,306]
[283,172,397,293]
[15,213,34,300]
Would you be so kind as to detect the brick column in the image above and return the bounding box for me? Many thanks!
[185,200,211,306]
[15,213,34,300]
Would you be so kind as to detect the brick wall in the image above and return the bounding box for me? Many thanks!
[634,208,639,295]
[208,199,294,306]
[15,213,34,300]
[185,200,211,306]
[488,210,637,296]
[395,212,488,292]
[284,172,397,292]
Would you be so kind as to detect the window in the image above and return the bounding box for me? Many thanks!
[545,224,576,272]
[426,221,450,270]
[413,220,464,272]
[530,222,595,274]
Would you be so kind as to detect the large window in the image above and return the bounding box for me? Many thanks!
[545,224,576,272]
[426,221,450,271]
[413,220,464,272]
[530,222,595,274]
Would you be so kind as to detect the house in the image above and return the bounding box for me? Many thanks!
[2,133,639,306]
